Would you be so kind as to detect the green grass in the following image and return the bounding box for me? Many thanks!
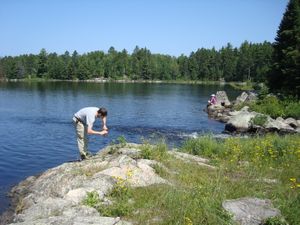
[229,81,254,91]
[84,134,300,225]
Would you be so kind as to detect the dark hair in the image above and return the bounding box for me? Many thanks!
[98,107,107,117]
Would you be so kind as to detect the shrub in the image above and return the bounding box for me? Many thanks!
[250,114,268,126]
[257,84,270,100]
[140,140,169,161]
[181,136,221,158]
[251,96,285,118]
[117,135,127,147]
[83,191,101,208]
[284,101,300,119]
[235,94,300,119]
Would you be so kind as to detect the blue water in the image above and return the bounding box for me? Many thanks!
[0,82,239,213]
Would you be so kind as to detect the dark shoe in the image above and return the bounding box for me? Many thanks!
[80,154,87,160]
[80,152,93,160]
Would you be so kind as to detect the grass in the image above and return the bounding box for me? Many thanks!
[83,134,300,225]
[229,81,254,91]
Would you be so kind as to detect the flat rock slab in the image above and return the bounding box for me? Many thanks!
[222,197,281,225]
[168,151,216,170]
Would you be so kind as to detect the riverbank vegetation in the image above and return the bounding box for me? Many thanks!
[234,94,300,119]
[83,135,299,224]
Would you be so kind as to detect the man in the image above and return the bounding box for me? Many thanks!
[73,107,108,160]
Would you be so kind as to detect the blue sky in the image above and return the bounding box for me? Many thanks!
[0,0,288,57]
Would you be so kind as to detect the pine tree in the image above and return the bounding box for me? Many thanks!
[37,48,48,78]
[268,0,300,97]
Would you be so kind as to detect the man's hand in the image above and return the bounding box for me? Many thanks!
[99,130,108,136]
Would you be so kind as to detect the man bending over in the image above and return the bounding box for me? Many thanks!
[73,107,108,160]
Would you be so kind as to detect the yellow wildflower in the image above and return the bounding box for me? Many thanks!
[184,217,193,225]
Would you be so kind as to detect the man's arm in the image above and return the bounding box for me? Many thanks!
[102,116,108,131]
[87,126,108,135]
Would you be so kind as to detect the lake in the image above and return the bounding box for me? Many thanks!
[0,81,239,214]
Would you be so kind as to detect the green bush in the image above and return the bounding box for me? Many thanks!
[250,114,268,126]
[181,136,221,158]
[83,191,101,208]
[284,101,300,119]
[251,96,285,118]
[140,140,169,161]
[235,95,300,119]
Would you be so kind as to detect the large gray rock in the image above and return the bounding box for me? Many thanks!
[284,117,298,129]
[265,117,295,133]
[216,91,231,106]
[222,197,281,225]
[225,107,257,132]
[235,92,257,105]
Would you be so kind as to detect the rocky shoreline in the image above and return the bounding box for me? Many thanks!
[0,143,282,225]
[206,91,300,134]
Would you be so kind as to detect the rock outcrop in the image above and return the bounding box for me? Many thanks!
[1,143,169,225]
[224,107,258,132]
[215,91,231,106]
[1,143,282,225]
[206,91,300,134]
[234,91,257,105]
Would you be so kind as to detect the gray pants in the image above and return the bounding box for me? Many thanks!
[73,117,88,158]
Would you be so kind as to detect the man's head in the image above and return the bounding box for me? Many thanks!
[97,107,107,118]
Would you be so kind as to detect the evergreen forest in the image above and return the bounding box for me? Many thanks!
[0,42,273,83]
[0,0,299,97]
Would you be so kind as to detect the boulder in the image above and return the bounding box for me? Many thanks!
[222,197,281,225]
[284,117,298,129]
[216,91,231,106]
[225,109,257,132]
[265,117,295,133]
[235,92,257,105]
[235,92,248,105]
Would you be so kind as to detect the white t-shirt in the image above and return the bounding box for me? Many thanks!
[74,107,99,128]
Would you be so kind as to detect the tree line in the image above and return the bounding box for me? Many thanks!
[0,0,299,97]
[0,41,273,83]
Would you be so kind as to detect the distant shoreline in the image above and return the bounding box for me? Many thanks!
[0,78,255,88]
